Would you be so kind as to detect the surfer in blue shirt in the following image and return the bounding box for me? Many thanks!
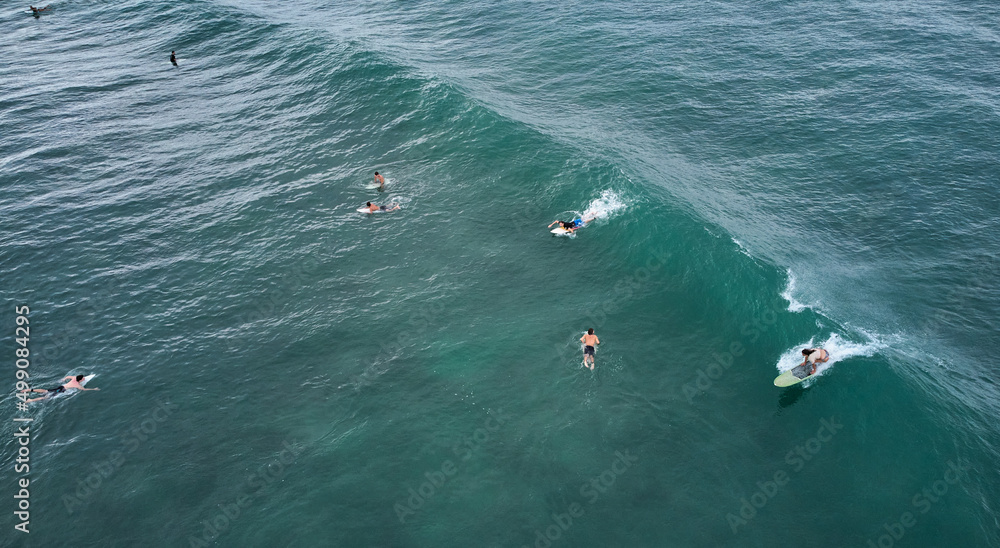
[21,375,99,403]
[800,348,829,375]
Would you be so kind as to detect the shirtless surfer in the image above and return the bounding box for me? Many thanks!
[29,5,49,16]
[800,348,829,376]
[21,375,99,403]
[373,171,385,190]
[365,201,399,213]
[580,328,600,370]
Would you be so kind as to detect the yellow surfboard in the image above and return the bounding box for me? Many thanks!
[774,364,813,387]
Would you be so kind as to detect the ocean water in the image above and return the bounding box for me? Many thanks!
[2,1,999,546]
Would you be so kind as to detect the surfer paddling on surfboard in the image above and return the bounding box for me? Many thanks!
[580,328,600,370]
[363,201,400,213]
[21,375,99,403]
[548,214,595,234]
[799,348,829,376]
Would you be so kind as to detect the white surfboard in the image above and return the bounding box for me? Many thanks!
[42,374,96,400]
[359,204,399,214]
[365,177,392,190]
[551,228,575,237]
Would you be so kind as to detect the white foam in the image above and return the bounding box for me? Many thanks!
[581,189,628,222]
[782,269,810,313]
[731,237,754,259]
[775,332,884,385]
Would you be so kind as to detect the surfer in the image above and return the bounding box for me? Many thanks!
[21,375,99,403]
[29,5,49,16]
[365,201,399,213]
[170,51,178,66]
[548,214,595,234]
[580,328,600,370]
[800,348,829,375]
[373,171,385,190]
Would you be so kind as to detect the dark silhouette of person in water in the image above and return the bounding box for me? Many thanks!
[30,5,50,17]
[170,51,178,66]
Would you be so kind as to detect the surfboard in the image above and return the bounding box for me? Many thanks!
[773,364,813,387]
[358,205,398,214]
[551,228,574,236]
[44,374,96,400]
[365,178,391,190]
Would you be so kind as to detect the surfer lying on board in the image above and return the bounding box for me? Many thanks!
[366,201,400,213]
[29,5,50,15]
[800,348,829,376]
[21,375,99,403]
[580,328,600,370]
[548,214,596,233]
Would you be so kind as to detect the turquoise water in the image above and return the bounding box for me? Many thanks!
[2,1,999,546]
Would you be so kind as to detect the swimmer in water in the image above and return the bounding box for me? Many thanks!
[548,214,596,233]
[580,328,600,370]
[21,375,99,403]
[29,5,50,16]
[800,348,829,376]
[374,171,385,190]
[170,51,178,66]
[365,201,400,213]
